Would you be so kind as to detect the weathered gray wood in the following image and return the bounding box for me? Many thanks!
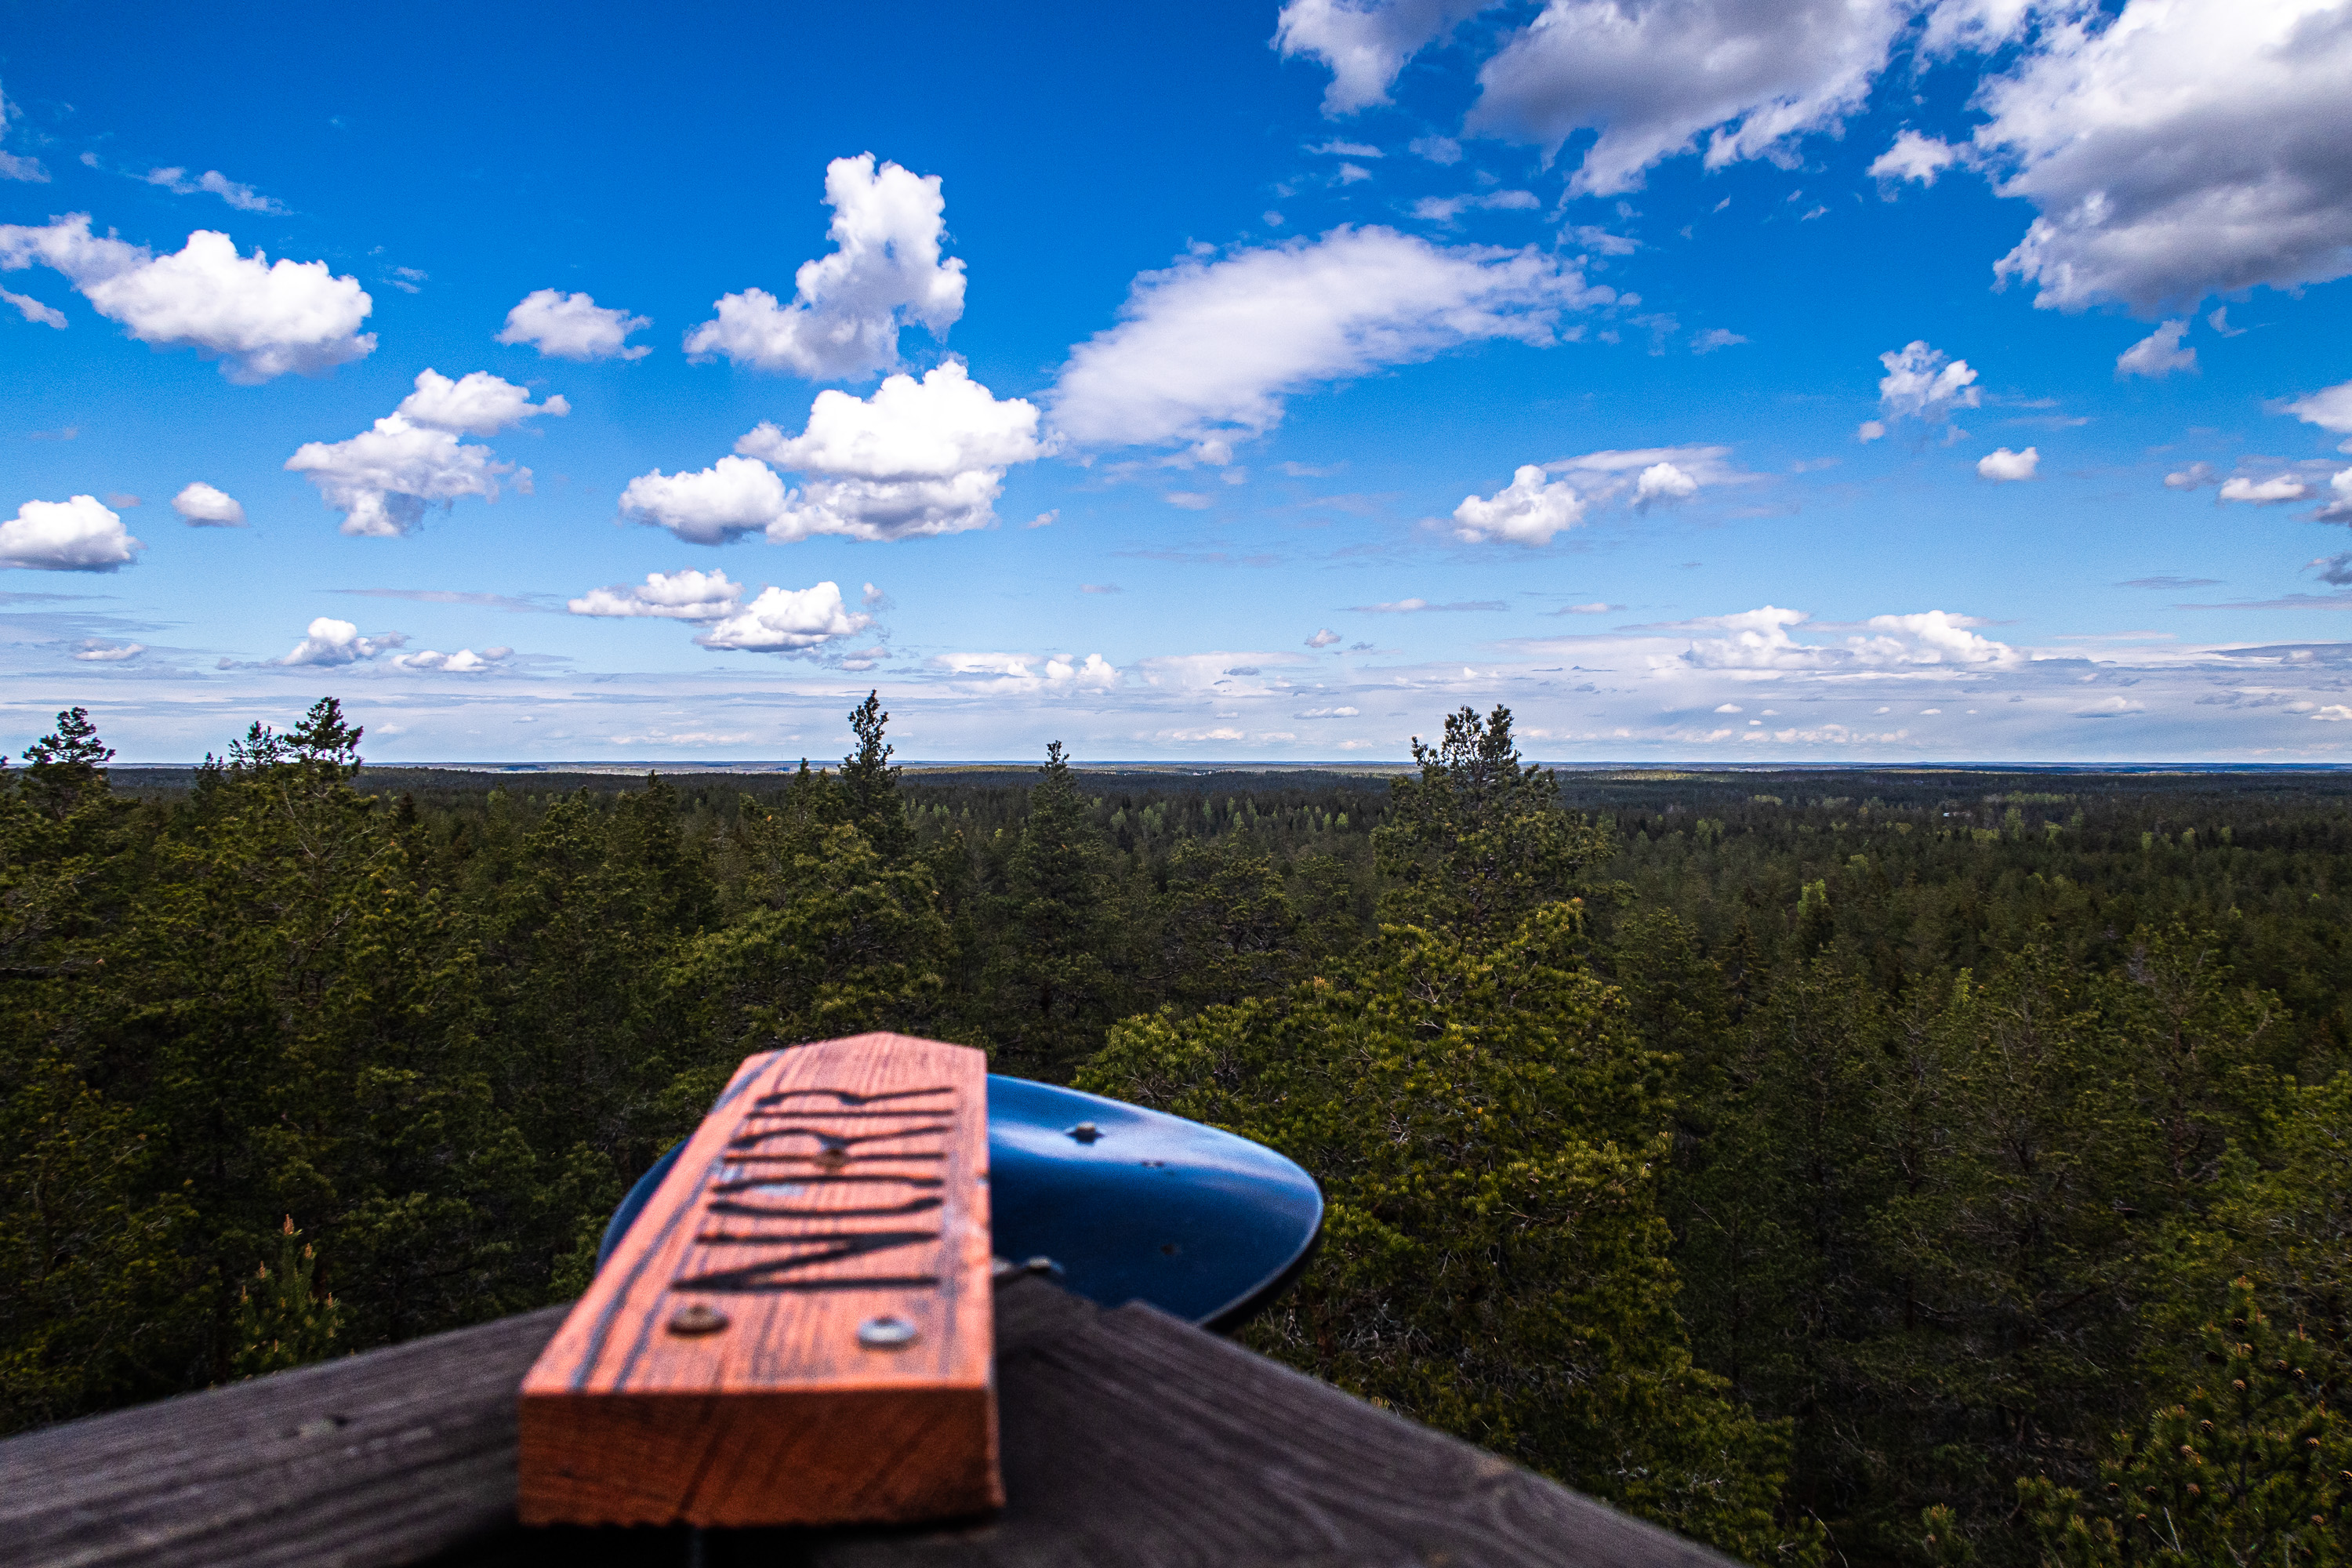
[1,1278,1734,1568]
[0,1305,569,1568]
[782,1280,1735,1568]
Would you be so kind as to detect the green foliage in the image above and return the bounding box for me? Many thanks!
[668,818,949,1069]
[13,697,2352,1568]
[2022,1280,2347,1566]
[1082,905,1817,1564]
[1152,835,1301,1011]
[0,1055,191,1427]
[1374,703,1612,942]
[984,742,1121,1076]
[1083,710,1815,1561]
[233,1215,343,1378]
[840,690,914,863]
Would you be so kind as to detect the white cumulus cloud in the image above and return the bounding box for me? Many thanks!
[1464,0,1913,197]
[278,616,404,667]
[1851,610,2016,665]
[1870,129,1964,187]
[1307,627,1343,648]
[1454,463,1585,544]
[1633,459,1699,506]
[1451,445,1748,539]
[2116,318,2195,379]
[1680,604,2015,670]
[617,456,789,546]
[1548,444,1748,507]
[394,368,568,435]
[1679,605,1831,669]
[496,289,651,361]
[569,568,746,622]
[172,481,246,526]
[2315,466,2352,523]
[1978,445,2040,481]
[934,650,1121,691]
[696,581,873,652]
[1276,0,1497,114]
[625,361,1044,546]
[1876,340,1981,423]
[0,214,373,382]
[285,397,534,542]
[737,359,1045,540]
[391,645,512,673]
[1978,0,2352,311]
[683,154,964,379]
[2219,475,2310,504]
[72,639,144,662]
[0,495,143,572]
[285,369,554,536]
[2283,379,2352,445]
[1279,0,2352,314]
[1051,226,1608,452]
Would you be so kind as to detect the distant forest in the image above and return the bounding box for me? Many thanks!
[5,696,2348,1566]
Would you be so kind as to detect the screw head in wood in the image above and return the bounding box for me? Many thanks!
[858,1315,919,1348]
[666,1303,730,1337]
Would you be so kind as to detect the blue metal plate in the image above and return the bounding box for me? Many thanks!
[599,1074,1322,1330]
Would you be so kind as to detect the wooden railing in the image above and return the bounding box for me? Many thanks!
[0,1272,1733,1567]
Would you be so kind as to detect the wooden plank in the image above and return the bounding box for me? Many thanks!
[517,1033,999,1528]
[790,1283,1737,1568]
[0,1276,1736,1568]
[0,1303,568,1568]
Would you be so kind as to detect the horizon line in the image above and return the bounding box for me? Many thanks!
[94,758,2352,775]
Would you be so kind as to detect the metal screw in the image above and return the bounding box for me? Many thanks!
[858,1315,919,1348]
[1067,1121,1102,1143]
[667,1303,730,1337]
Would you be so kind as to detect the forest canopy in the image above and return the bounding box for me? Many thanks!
[3,696,2348,1567]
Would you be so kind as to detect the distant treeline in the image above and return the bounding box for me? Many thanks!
[4,699,2347,1567]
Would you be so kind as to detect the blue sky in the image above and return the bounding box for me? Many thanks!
[5,0,2350,764]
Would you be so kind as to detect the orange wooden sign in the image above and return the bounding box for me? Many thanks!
[518,1033,1000,1526]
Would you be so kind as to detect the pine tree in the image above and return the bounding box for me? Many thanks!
[985,742,1118,1076]
[107,696,535,1358]
[232,1216,344,1378]
[20,707,114,822]
[1156,836,1300,1011]
[840,691,913,864]
[2022,1279,2347,1566]
[1080,904,1819,1564]
[1373,704,1610,945]
[666,821,948,1080]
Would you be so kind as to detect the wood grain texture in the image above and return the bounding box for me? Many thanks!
[784,1280,1737,1568]
[0,1276,1736,1568]
[0,1302,568,1568]
[518,1033,999,1528]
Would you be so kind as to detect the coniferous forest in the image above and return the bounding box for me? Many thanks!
[5,695,2349,1566]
